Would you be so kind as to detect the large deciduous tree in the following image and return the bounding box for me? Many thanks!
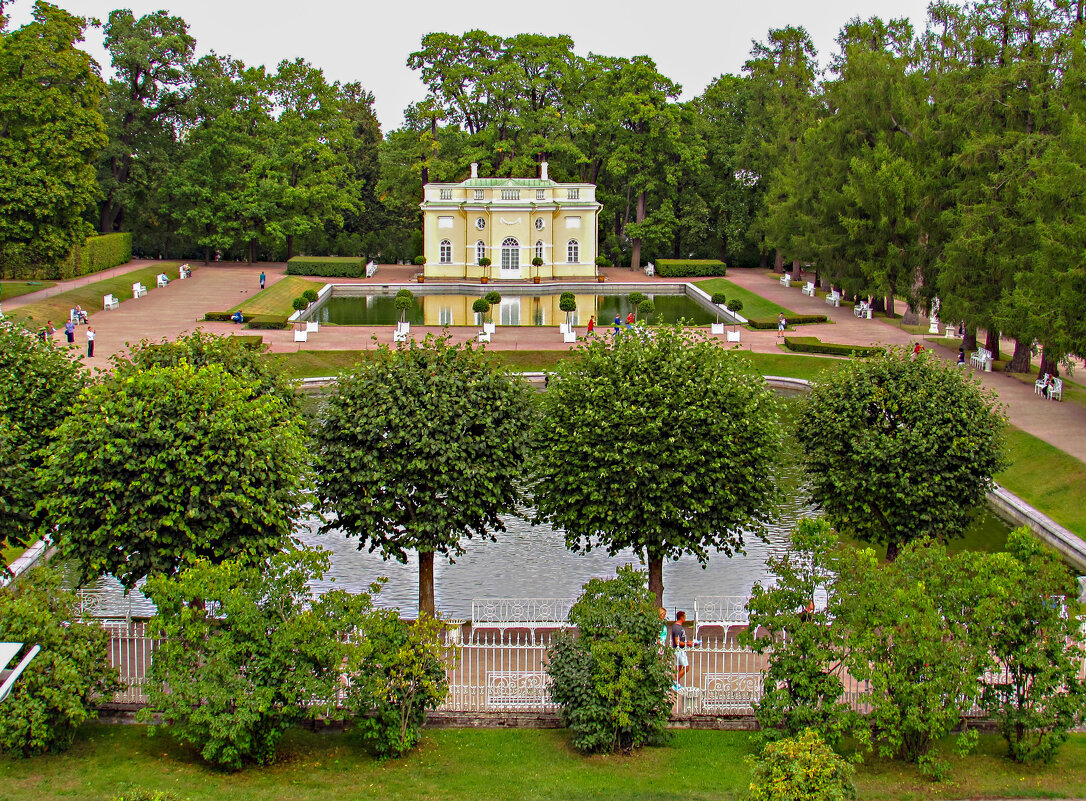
[314,336,534,618]
[0,1,106,278]
[0,322,87,550]
[533,326,781,605]
[796,349,1005,559]
[39,362,309,589]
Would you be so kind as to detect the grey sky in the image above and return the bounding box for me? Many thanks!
[8,0,934,130]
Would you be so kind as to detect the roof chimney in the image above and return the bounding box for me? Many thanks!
[470,162,478,179]
[540,161,549,181]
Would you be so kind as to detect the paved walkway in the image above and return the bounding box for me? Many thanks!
[5,260,1085,463]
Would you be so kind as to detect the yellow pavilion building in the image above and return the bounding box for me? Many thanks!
[421,162,601,280]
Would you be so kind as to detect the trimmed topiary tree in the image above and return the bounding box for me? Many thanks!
[292,296,308,311]
[637,299,655,321]
[546,566,672,754]
[394,294,413,323]
[559,295,576,329]
[313,335,534,617]
[796,348,1005,559]
[484,290,502,307]
[302,289,318,303]
[534,325,781,604]
[727,298,743,312]
[472,297,490,325]
[711,292,727,305]
[414,256,426,266]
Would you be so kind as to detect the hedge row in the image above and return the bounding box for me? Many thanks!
[654,259,726,277]
[286,256,364,277]
[50,233,133,280]
[204,311,290,330]
[784,336,884,357]
[748,314,828,329]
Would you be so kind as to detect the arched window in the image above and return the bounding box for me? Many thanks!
[476,240,486,263]
[439,239,452,264]
[567,239,579,263]
[535,240,544,261]
[501,237,520,272]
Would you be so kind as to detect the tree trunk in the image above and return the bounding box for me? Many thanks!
[963,327,977,351]
[872,297,886,313]
[286,234,295,262]
[203,245,210,265]
[884,295,896,318]
[629,191,646,271]
[248,239,257,265]
[418,550,435,619]
[1039,346,1061,379]
[1006,338,1032,373]
[886,539,901,562]
[984,329,1000,361]
[647,553,663,608]
[759,240,767,269]
[773,250,784,274]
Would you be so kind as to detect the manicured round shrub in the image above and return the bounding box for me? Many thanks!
[484,291,502,306]
[413,256,426,266]
[472,298,490,315]
[291,297,308,311]
[628,292,646,306]
[394,296,413,320]
[711,292,727,305]
[559,296,577,313]
[727,298,744,312]
[478,257,492,268]
[637,299,655,317]
[302,289,318,303]
[532,257,544,267]
[395,288,414,300]
[747,729,856,801]
[559,291,575,302]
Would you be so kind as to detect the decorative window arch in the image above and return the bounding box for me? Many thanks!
[567,239,579,263]
[535,240,544,261]
[439,239,452,264]
[476,240,486,263]
[501,237,520,272]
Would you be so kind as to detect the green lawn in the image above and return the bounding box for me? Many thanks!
[2,545,24,566]
[998,425,1086,537]
[0,280,56,302]
[229,277,326,317]
[694,277,795,325]
[9,264,182,327]
[2,724,1084,801]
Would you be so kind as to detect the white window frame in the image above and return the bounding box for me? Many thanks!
[439,239,452,264]
[501,189,520,201]
[536,189,545,200]
[535,240,544,261]
[567,239,579,264]
[474,189,484,200]
[476,240,486,263]
[501,237,520,272]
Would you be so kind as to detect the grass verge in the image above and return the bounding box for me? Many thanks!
[694,278,795,325]
[9,263,181,327]
[2,724,1084,801]
[229,277,326,317]
[0,280,56,301]
[998,425,1086,537]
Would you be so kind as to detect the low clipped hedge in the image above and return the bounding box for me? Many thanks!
[784,336,884,357]
[55,233,133,280]
[203,311,233,322]
[286,256,364,277]
[245,314,291,330]
[749,314,828,329]
[655,259,726,277]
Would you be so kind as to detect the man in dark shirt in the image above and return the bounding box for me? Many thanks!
[670,610,690,690]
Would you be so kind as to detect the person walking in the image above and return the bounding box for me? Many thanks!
[671,610,690,691]
[777,313,786,339]
[259,271,266,290]
[587,315,595,334]
[64,320,75,345]
[45,321,55,339]
[613,315,621,335]
[86,327,95,358]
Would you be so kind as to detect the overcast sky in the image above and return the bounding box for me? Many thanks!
[7,0,935,130]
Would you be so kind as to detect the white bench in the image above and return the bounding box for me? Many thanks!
[1047,377,1063,401]
[853,302,872,319]
[132,282,147,299]
[801,282,815,297]
[780,273,792,287]
[700,672,764,713]
[485,671,553,710]
[471,598,572,642]
[178,264,190,279]
[103,294,119,310]
[970,347,992,371]
[726,328,741,344]
[826,290,841,307]
[693,595,751,639]
[644,263,655,276]
[365,261,378,278]
[156,274,169,288]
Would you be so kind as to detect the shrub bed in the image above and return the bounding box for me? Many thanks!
[784,336,883,357]
[655,259,726,277]
[55,233,133,280]
[749,314,828,328]
[286,256,364,278]
[245,315,291,330]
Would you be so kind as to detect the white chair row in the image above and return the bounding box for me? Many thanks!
[970,347,993,371]
[854,301,872,319]
[780,273,792,287]
[1035,375,1063,401]
[801,281,815,297]
[826,290,841,307]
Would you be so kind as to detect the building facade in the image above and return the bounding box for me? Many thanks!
[421,162,601,280]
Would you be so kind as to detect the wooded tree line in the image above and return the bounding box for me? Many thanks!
[3,1,1085,369]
